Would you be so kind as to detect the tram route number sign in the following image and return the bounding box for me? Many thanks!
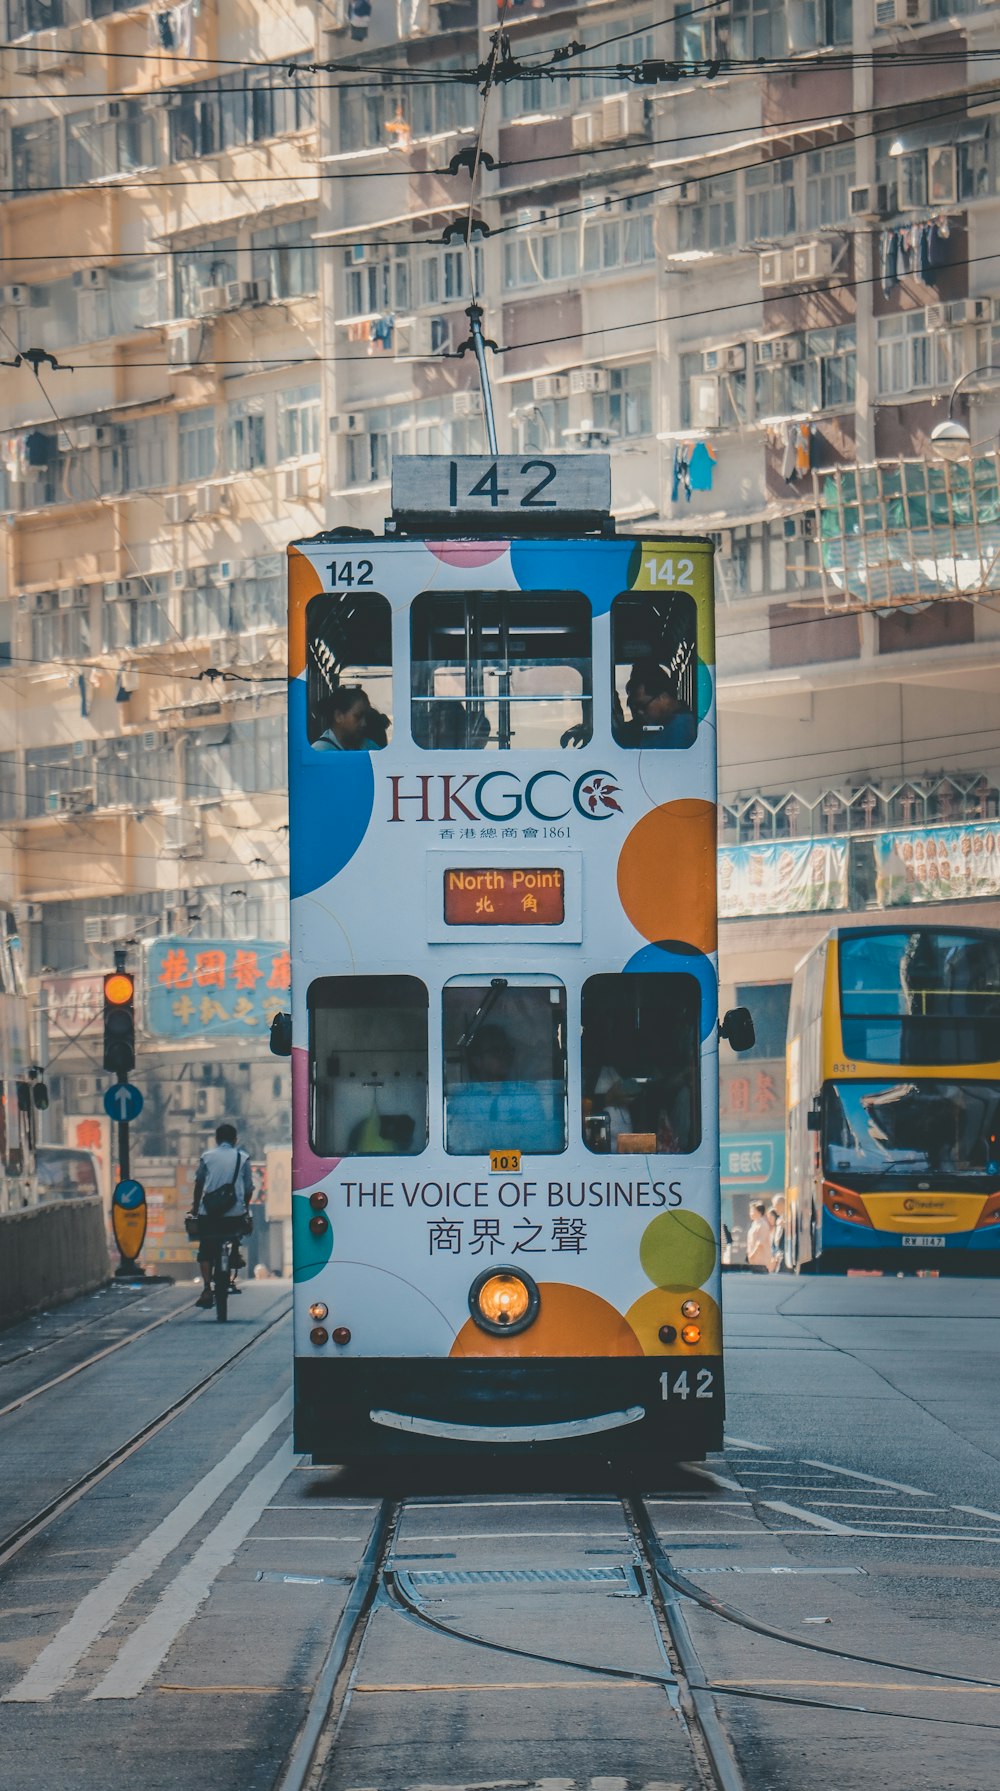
[490,1151,522,1173]
[392,455,611,517]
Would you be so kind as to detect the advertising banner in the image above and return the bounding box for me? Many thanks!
[875,821,1000,905]
[145,939,290,1040]
[718,839,848,918]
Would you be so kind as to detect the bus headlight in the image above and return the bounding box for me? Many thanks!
[469,1266,540,1337]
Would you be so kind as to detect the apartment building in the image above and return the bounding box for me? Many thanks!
[1,0,999,1223]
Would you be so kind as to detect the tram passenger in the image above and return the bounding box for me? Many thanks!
[314,685,385,751]
[447,1024,558,1154]
[623,658,696,750]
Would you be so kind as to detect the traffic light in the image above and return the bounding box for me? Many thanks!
[103,969,135,1076]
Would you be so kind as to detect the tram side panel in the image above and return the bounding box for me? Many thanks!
[286,533,724,1458]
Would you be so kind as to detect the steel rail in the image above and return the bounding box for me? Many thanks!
[0,1301,291,1571]
[0,1291,198,1421]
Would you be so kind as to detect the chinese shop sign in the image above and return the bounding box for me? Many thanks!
[144,939,290,1040]
[718,839,848,918]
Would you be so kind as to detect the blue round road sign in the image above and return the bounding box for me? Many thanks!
[103,1082,143,1123]
[113,1178,145,1210]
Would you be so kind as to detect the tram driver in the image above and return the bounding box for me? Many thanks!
[447,1024,559,1155]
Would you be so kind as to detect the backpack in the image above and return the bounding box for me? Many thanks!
[201,1148,246,1218]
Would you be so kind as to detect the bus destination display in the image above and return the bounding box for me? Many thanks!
[444,867,565,926]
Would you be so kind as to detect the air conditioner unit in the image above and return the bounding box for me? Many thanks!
[93,423,121,446]
[57,788,96,814]
[532,375,569,401]
[83,916,105,945]
[570,367,609,395]
[452,389,482,416]
[924,303,947,332]
[168,323,202,368]
[329,413,363,435]
[571,107,599,150]
[773,337,803,363]
[105,913,130,940]
[73,587,90,608]
[14,41,42,75]
[347,243,373,266]
[195,483,227,517]
[96,101,123,124]
[703,345,745,374]
[399,316,450,357]
[57,588,75,609]
[197,285,228,314]
[848,182,894,220]
[759,250,790,288]
[72,267,108,291]
[71,426,96,450]
[600,92,646,144]
[689,373,720,430]
[783,512,816,540]
[194,1086,225,1120]
[23,903,43,923]
[946,297,989,327]
[162,810,204,859]
[677,180,700,205]
[165,492,193,524]
[1,284,27,307]
[875,0,929,23]
[224,279,266,309]
[792,239,835,281]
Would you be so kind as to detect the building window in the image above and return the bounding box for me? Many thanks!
[510,380,570,453]
[309,976,428,1156]
[591,363,653,439]
[876,313,962,397]
[25,743,96,817]
[680,349,748,430]
[677,174,737,253]
[442,978,567,1156]
[499,37,564,118]
[582,974,701,1154]
[103,579,171,651]
[805,144,856,229]
[178,407,217,483]
[306,592,393,749]
[339,62,475,150]
[582,195,655,275]
[611,592,697,750]
[344,246,411,317]
[11,118,60,191]
[173,240,237,317]
[277,386,321,461]
[121,418,168,493]
[30,606,91,665]
[186,714,286,798]
[251,216,317,300]
[745,160,796,240]
[808,325,856,408]
[65,100,157,184]
[227,399,266,473]
[504,219,579,291]
[411,592,593,751]
[168,63,315,165]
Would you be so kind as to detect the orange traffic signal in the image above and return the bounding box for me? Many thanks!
[104,972,134,1006]
[103,970,135,1075]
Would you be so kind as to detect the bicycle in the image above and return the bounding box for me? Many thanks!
[185,1214,250,1322]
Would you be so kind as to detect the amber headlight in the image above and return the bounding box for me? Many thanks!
[468,1266,540,1337]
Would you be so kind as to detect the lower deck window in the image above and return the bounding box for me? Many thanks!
[582,973,701,1153]
[443,977,567,1154]
[309,975,428,1155]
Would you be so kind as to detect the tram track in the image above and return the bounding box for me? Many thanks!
[0,1300,291,1572]
[0,1289,199,1421]
[273,1490,748,1791]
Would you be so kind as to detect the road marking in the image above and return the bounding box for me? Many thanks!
[724,1437,771,1451]
[713,1679,1000,1695]
[352,1681,658,1694]
[760,1500,855,1534]
[3,1391,292,1704]
[801,1459,933,1497]
[678,1463,744,1492]
[89,1439,295,1699]
[954,1505,1000,1524]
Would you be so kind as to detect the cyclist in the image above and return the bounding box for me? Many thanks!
[189,1123,253,1309]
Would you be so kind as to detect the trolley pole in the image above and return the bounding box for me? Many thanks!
[466,302,499,455]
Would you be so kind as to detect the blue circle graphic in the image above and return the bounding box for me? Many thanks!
[622,939,718,1042]
[289,679,376,899]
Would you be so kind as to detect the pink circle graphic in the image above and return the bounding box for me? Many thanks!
[428,541,510,567]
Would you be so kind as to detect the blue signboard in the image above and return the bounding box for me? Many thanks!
[144,939,291,1041]
[721,1132,785,1195]
[103,1082,143,1122]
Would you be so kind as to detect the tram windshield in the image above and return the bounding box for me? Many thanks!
[581,973,701,1154]
[309,976,428,1155]
[411,592,592,750]
[824,1080,1000,1180]
[442,978,567,1154]
[839,929,1000,1063]
[611,591,697,750]
[306,592,393,749]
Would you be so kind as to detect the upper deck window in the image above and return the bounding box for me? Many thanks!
[839,928,1000,1064]
[611,592,697,749]
[411,592,592,751]
[307,592,392,752]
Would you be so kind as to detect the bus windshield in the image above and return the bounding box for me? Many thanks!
[824,1080,1000,1180]
[839,929,1000,1063]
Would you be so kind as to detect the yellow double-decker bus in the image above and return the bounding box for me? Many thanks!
[785,925,1000,1273]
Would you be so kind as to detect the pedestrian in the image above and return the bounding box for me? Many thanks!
[746,1200,772,1272]
[188,1122,254,1307]
[769,1194,787,1272]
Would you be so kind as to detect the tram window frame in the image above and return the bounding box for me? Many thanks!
[309,975,429,1156]
[581,972,702,1155]
[441,976,568,1156]
[306,591,393,751]
[611,591,698,750]
[410,591,593,752]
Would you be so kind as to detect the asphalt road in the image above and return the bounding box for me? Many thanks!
[0,1273,997,1791]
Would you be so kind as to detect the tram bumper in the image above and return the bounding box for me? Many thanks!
[295,1357,723,1463]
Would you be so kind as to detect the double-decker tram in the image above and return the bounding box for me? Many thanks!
[785,924,1000,1273]
[280,453,752,1464]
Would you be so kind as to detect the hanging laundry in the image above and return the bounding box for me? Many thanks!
[348,0,371,40]
[24,430,51,468]
[781,421,797,483]
[687,440,717,494]
[879,227,899,298]
[368,315,394,353]
[397,0,430,35]
[77,673,88,719]
[671,442,691,503]
[783,420,812,485]
[346,319,370,344]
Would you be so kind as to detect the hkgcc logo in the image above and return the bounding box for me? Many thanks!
[387,770,623,824]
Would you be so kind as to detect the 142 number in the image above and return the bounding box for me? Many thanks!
[660,1368,714,1401]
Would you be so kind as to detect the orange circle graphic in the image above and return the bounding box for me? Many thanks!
[617,800,718,951]
[450,1282,643,1358]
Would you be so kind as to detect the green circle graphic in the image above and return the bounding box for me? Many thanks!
[639,1209,716,1290]
[292,1192,333,1283]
